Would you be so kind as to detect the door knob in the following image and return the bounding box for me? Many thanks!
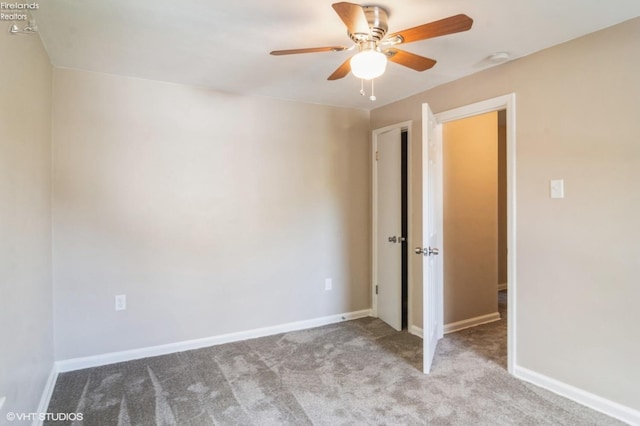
[414,246,440,256]
[388,236,397,243]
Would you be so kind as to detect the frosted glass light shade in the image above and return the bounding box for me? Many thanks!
[350,50,387,80]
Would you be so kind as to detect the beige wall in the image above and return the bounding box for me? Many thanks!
[443,112,498,324]
[52,69,371,359]
[371,17,640,410]
[0,33,53,414]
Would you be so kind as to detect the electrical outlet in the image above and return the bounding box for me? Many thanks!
[325,278,332,291]
[115,294,126,311]
[550,179,564,199]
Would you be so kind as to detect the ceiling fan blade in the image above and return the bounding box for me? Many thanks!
[328,58,352,80]
[387,14,473,44]
[270,46,349,56]
[332,2,369,35]
[387,49,437,71]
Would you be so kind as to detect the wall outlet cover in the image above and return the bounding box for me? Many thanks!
[115,294,127,311]
[550,179,564,199]
[325,278,332,291]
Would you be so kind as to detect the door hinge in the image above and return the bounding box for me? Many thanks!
[375,285,378,295]
[375,151,379,161]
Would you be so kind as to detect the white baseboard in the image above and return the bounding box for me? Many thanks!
[498,282,508,291]
[56,309,372,373]
[33,364,59,426]
[514,365,640,426]
[444,312,501,334]
[409,325,423,338]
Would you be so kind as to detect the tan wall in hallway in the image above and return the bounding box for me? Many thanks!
[370,17,640,410]
[443,112,498,325]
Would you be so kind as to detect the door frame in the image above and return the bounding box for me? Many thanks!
[372,121,413,328]
[434,93,517,374]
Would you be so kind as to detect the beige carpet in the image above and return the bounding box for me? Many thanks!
[46,292,622,425]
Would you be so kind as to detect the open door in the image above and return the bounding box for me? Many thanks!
[375,127,402,331]
[417,103,444,374]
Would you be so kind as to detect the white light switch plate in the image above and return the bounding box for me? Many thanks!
[550,179,564,199]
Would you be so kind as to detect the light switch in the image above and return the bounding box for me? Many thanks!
[550,179,564,199]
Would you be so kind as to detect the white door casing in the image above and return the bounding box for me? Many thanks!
[420,103,444,374]
[375,127,402,331]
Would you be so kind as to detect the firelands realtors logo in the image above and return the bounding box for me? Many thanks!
[1,2,39,21]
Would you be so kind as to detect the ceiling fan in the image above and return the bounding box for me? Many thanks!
[270,2,473,82]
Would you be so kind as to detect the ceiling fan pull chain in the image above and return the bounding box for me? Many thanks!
[370,79,376,101]
[360,79,365,96]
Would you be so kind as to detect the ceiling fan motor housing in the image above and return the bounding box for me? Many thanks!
[349,6,389,43]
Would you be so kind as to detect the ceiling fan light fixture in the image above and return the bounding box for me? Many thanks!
[350,49,387,80]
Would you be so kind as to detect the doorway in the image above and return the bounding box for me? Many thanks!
[441,110,506,334]
[433,94,516,374]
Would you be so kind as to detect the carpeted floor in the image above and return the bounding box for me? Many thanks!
[46,291,622,425]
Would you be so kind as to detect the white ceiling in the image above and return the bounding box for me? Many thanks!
[34,0,640,110]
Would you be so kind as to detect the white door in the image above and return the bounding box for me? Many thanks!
[376,127,402,331]
[419,104,444,373]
